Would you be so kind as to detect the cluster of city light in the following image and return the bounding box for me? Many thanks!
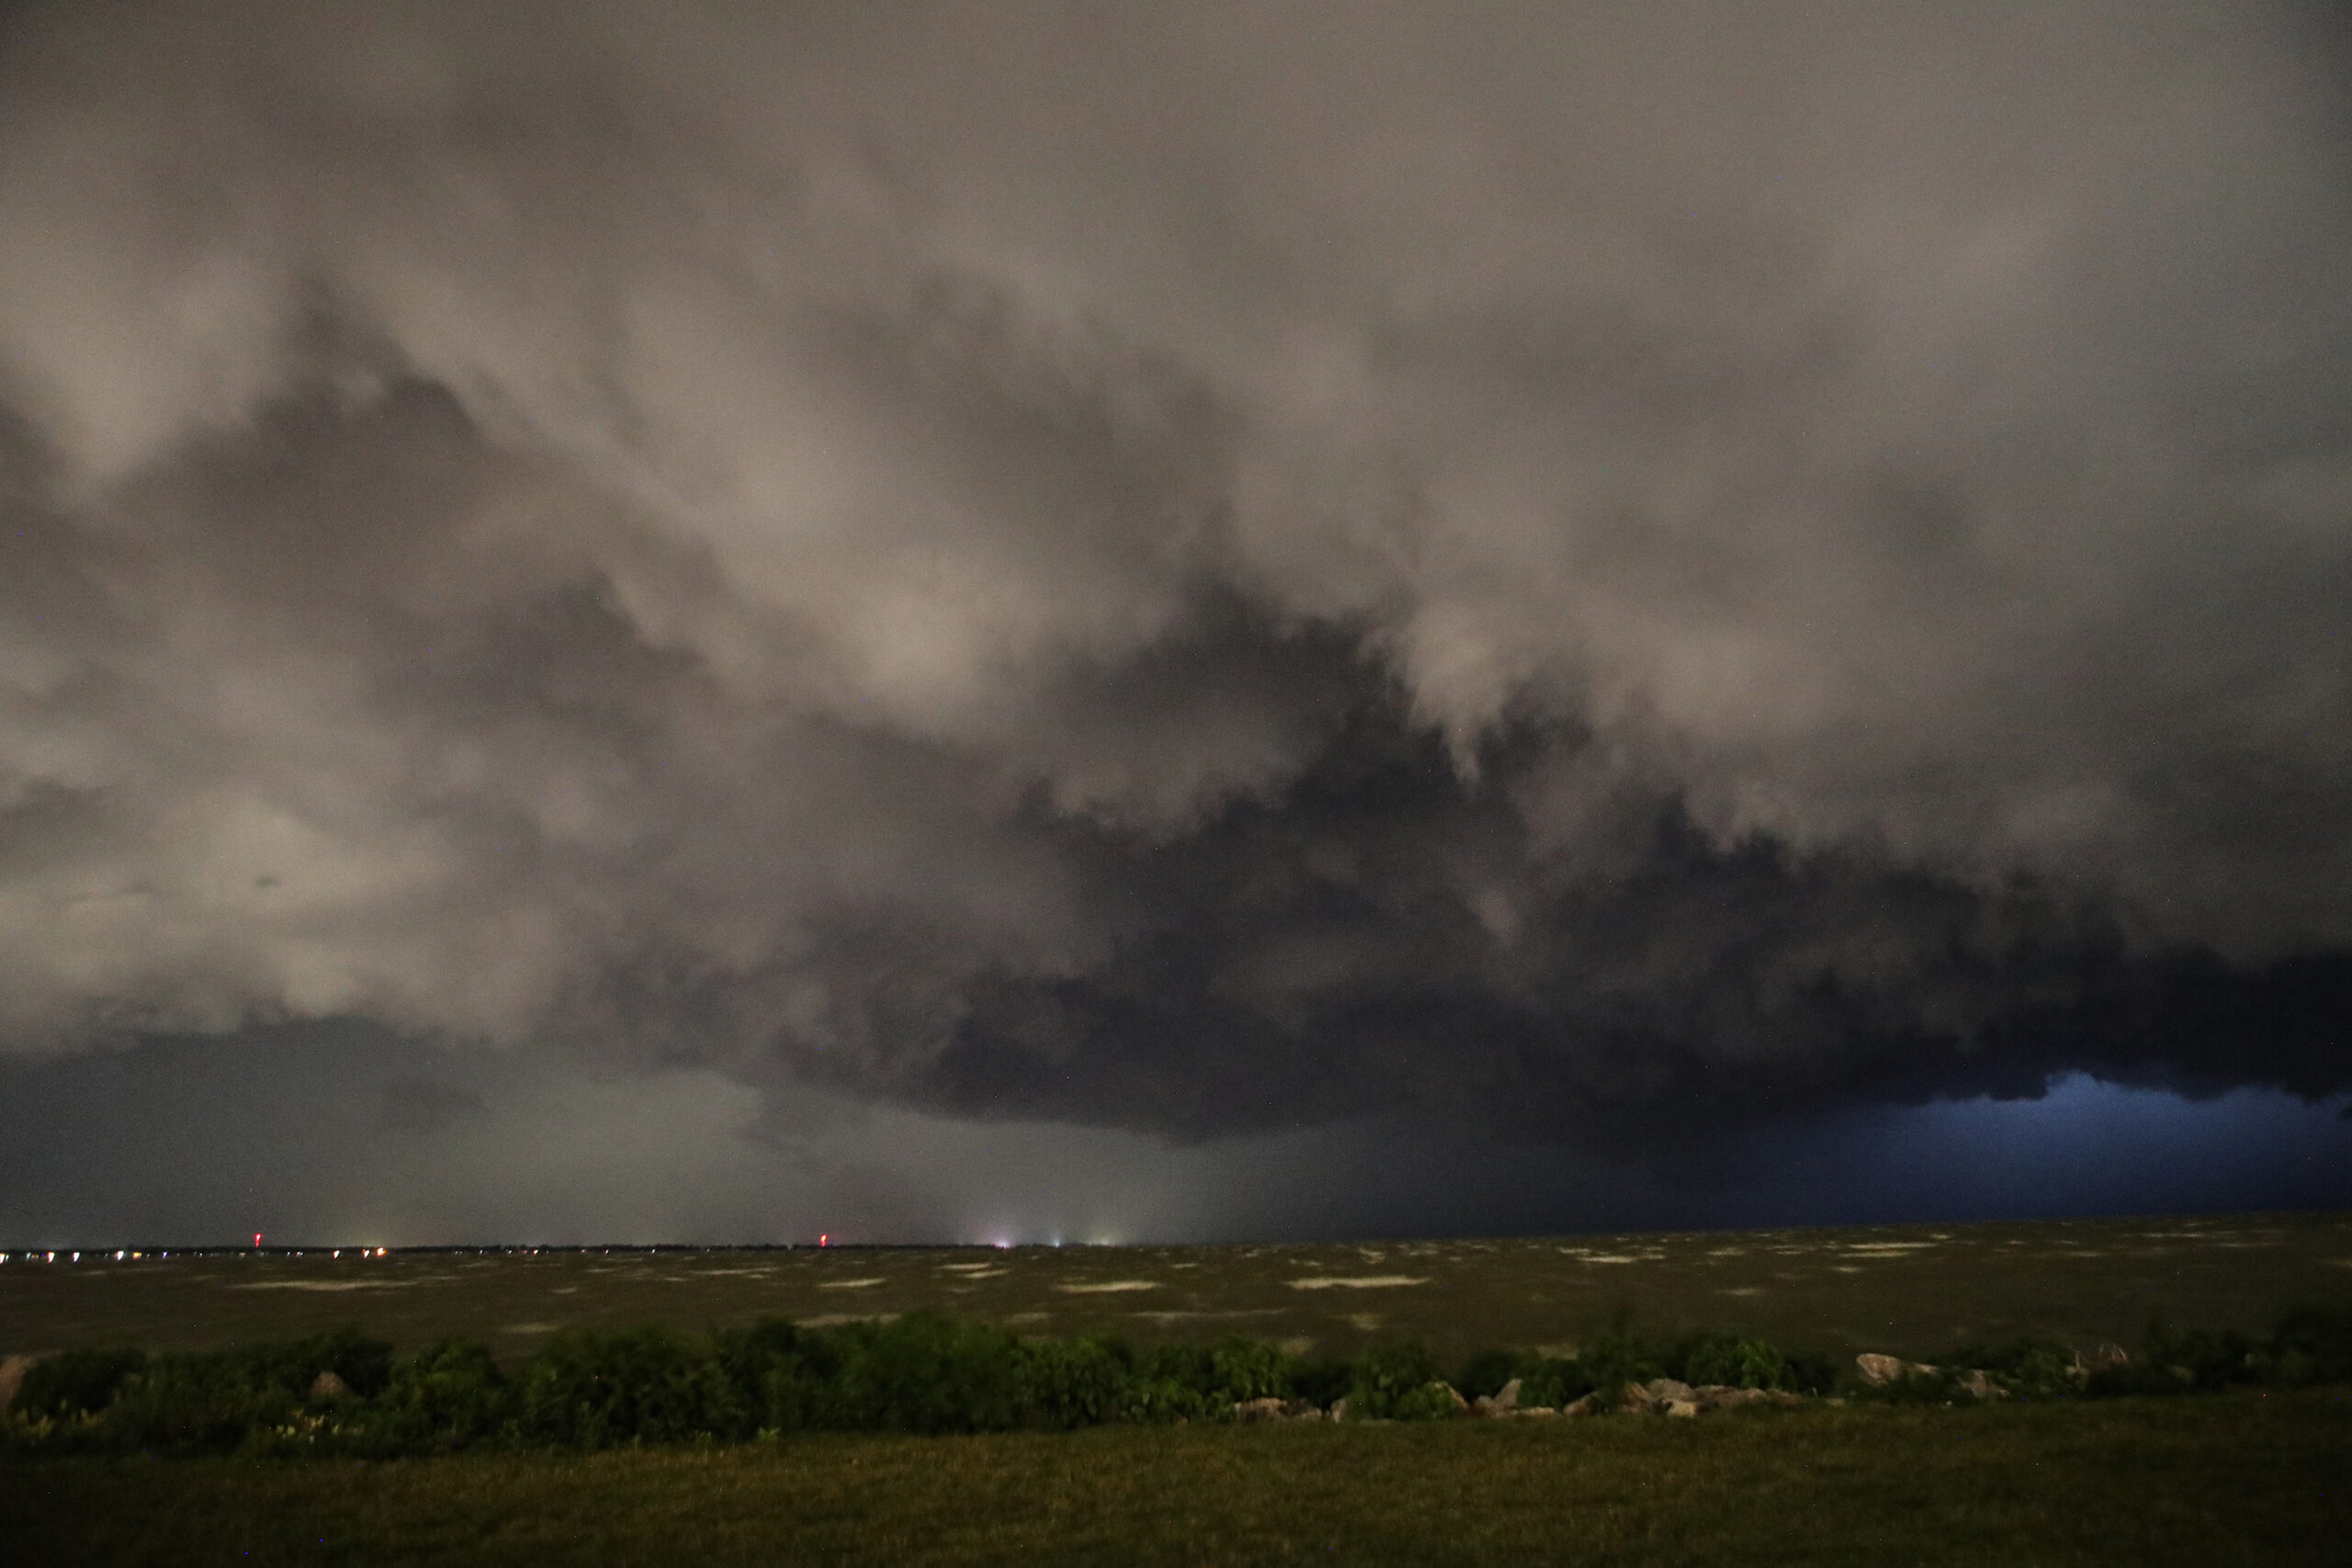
[0,1246,390,1262]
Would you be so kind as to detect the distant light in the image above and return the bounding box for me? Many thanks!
[71,1251,79,1261]
[820,1233,829,1247]
[115,1249,125,1260]
[254,1232,263,1249]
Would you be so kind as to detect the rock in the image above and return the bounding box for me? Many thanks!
[1956,1370,2007,1401]
[1693,1384,1769,1412]
[1663,1399,1699,1417]
[1232,1396,1287,1424]
[1329,1395,1351,1422]
[309,1370,352,1402]
[2073,1343,2130,1382]
[1473,1378,1523,1417]
[1514,1405,1559,1417]
[1561,1393,1598,1416]
[0,1352,44,1415]
[1437,1382,1470,1413]
[1855,1353,1938,1386]
[1283,1402,1325,1422]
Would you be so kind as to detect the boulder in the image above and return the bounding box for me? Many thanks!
[1561,1393,1598,1416]
[2073,1344,2130,1382]
[1437,1382,1470,1413]
[1329,1396,1351,1423]
[0,1352,42,1414]
[1492,1377,1522,1412]
[1693,1384,1769,1412]
[309,1370,351,1402]
[1956,1370,2007,1401]
[1663,1399,1699,1418]
[1855,1352,1937,1386]
[1232,1396,1287,1424]
[1514,1405,1560,1418]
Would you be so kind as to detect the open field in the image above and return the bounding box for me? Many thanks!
[3,1390,2345,1566]
[6,1211,2348,1365]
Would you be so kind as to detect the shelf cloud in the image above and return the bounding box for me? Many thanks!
[2,0,2347,1165]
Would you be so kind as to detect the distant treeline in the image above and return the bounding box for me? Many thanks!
[6,1305,2349,1458]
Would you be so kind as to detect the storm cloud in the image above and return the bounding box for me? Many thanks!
[2,0,2348,1166]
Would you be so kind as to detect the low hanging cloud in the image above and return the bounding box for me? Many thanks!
[0,0,2347,1149]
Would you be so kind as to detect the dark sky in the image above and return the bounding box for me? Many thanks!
[2,1,2349,1245]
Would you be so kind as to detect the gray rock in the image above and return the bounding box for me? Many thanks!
[1232,1396,1287,1424]
[1855,1353,1938,1386]
[1956,1370,2007,1401]
[1693,1384,1769,1412]
[0,1352,45,1415]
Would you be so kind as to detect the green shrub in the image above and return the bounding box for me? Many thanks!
[515,1325,741,1448]
[1454,1348,1533,1401]
[1019,1335,1132,1429]
[2265,1304,2352,1388]
[9,1348,147,1420]
[1675,1333,1792,1391]
[1289,1357,1355,1410]
[714,1317,842,1435]
[345,1338,514,1452]
[1515,1357,1593,1410]
[1350,1340,1450,1420]
[824,1313,1032,1434]
[1207,1336,1293,1404]
[1574,1313,1662,1404]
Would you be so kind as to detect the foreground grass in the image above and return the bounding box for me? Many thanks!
[2,1390,2343,1566]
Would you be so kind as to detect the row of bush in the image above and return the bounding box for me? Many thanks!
[6,1303,2346,1457]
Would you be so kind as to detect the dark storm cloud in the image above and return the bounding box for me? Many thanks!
[0,0,2347,1153]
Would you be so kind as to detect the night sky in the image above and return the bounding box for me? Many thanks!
[3,1,2349,1247]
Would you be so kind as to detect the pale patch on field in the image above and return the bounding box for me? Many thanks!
[1706,1248,1747,1258]
[2326,1258,2352,1269]
[819,1278,888,1290]
[1287,1276,1428,1291]
[1345,1313,1384,1332]
[230,1280,417,1292]
[1830,1266,1865,1274]
[797,1313,899,1328]
[938,1262,999,1273]
[1280,1337,1316,1357]
[1056,1280,1159,1294]
[1841,1243,1937,1256]
[500,1322,562,1335]
[1718,1286,1766,1297]
[1573,1255,1643,1265]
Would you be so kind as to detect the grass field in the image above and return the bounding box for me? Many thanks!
[3,1389,2344,1566]
[6,1210,2349,1366]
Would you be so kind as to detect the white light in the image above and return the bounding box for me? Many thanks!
[115,1249,126,1260]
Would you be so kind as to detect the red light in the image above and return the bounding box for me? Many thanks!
[253,1233,263,1248]
[820,1234,828,1247]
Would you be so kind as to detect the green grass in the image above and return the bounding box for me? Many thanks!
[8,1211,2350,1367]
[3,1389,2343,1565]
